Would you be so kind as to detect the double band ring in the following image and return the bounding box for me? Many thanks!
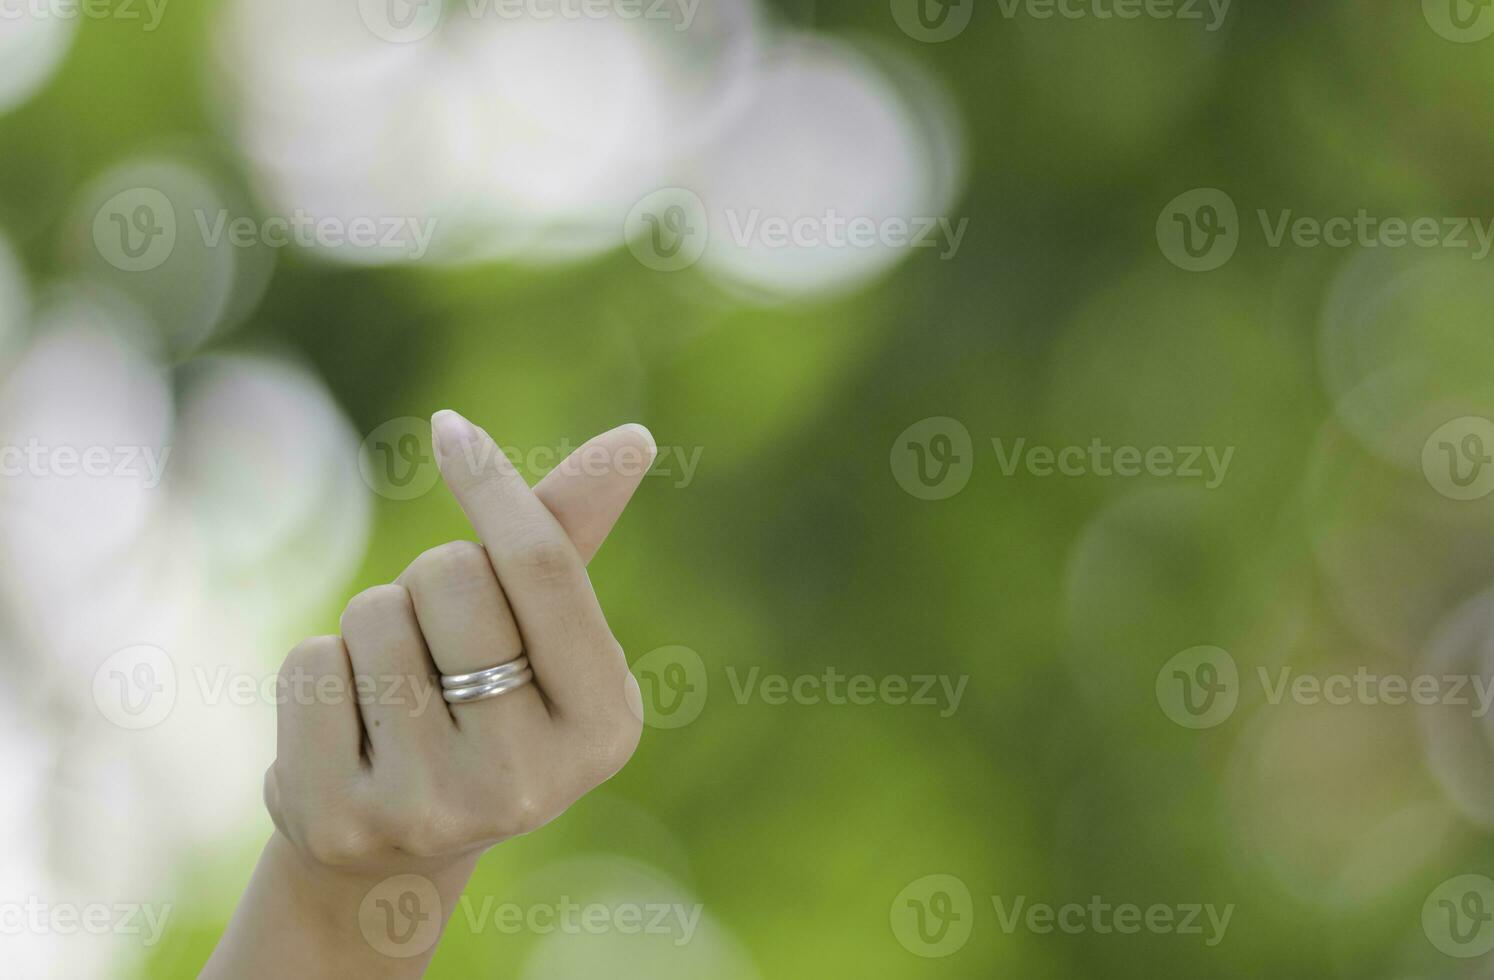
[440,655,534,704]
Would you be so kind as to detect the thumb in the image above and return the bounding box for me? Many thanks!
[534,423,656,563]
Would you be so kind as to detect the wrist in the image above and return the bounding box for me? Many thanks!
[205,832,482,979]
[271,829,481,949]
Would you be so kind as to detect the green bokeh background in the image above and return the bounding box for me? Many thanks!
[7,0,1494,977]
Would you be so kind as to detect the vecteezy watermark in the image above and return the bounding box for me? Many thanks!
[889,417,974,501]
[625,188,710,273]
[456,896,702,946]
[1423,0,1494,43]
[358,0,701,43]
[623,187,970,272]
[993,0,1231,30]
[1424,875,1494,957]
[0,0,169,30]
[201,665,442,714]
[1156,646,1494,730]
[1158,188,1494,272]
[891,418,1234,500]
[890,875,1233,958]
[890,875,974,958]
[627,647,710,729]
[191,210,437,261]
[92,189,437,273]
[1423,416,1494,501]
[1155,188,1239,272]
[92,646,446,731]
[725,666,968,717]
[1155,646,1239,730]
[990,895,1233,946]
[721,210,969,260]
[357,417,699,501]
[1255,210,1494,259]
[0,899,172,946]
[991,438,1233,489]
[360,875,443,959]
[628,647,969,730]
[358,418,440,501]
[0,439,172,488]
[93,645,177,730]
[891,0,974,42]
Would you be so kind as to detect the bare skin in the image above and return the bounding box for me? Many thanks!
[203,412,656,979]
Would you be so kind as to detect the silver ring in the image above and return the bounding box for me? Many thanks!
[442,668,534,704]
[441,656,530,690]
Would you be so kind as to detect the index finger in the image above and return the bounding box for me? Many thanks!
[430,409,630,717]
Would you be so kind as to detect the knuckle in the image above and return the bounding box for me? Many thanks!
[380,802,470,859]
[262,765,283,825]
[489,785,553,839]
[509,532,573,582]
[302,817,379,868]
[340,583,413,633]
[509,793,550,837]
[597,635,628,669]
[279,635,343,683]
[585,716,643,781]
[406,540,491,588]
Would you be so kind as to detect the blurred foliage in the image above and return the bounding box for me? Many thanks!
[5,0,1494,977]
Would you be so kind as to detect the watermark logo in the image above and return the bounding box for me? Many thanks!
[726,666,967,718]
[894,421,1234,499]
[0,899,171,945]
[624,190,967,269]
[359,420,701,501]
[992,438,1232,488]
[360,875,442,959]
[93,645,177,730]
[1424,875,1494,957]
[893,877,1232,956]
[0,0,169,30]
[625,188,709,273]
[358,0,443,42]
[359,417,439,501]
[891,417,974,501]
[360,0,700,40]
[724,209,968,259]
[891,0,974,41]
[1160,190,1494,270]
[94,195,438,271]
[1157,188,1239,272]
[456,896,702,945]
[630,646,709,729]
[0,439,172,487]
[890,874,973,957]
[1155,646,1238,730]
[1423,416,1494,501]
[1423,0,1494,43]
[629,650,964,729]
[193,209,437,261]
[1160,649,1494,729]
[992,895,1232,945]
[994,0,1231,30]
[93,187,176,273]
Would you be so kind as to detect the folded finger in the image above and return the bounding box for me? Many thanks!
[339,584,448,750]
[275,635,363,780]
[396,540,548,726]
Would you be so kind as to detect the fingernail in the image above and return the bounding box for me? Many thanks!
[431,410,479,459]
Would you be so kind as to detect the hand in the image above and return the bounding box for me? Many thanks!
[205,414,656,979]
[267,411,648,873]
